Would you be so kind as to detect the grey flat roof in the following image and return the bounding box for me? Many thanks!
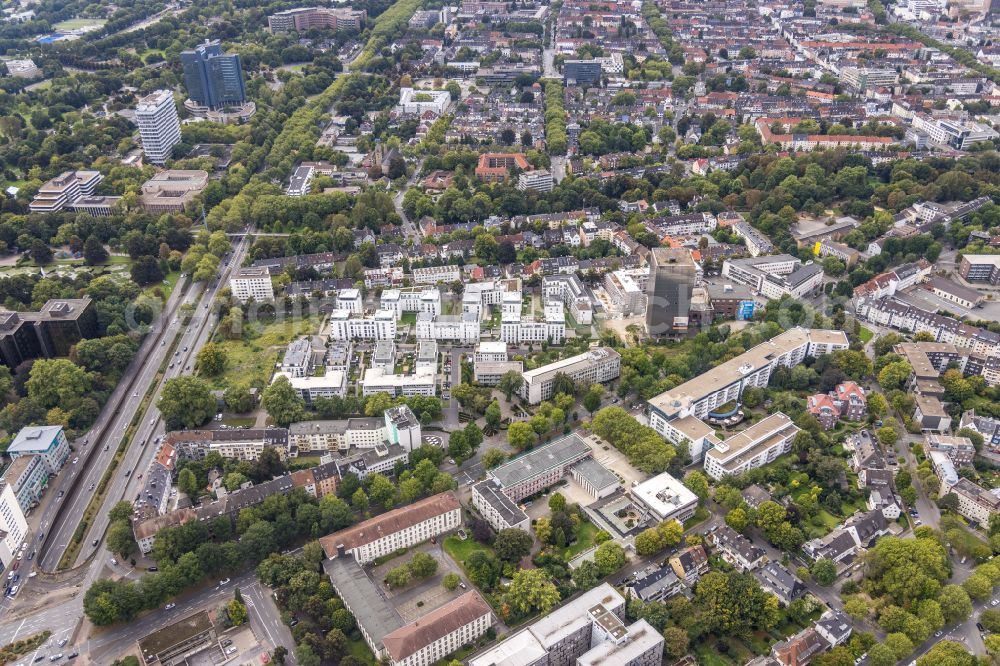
[474,479,528,527]
[9,425,62,453]
[576,619,662,666]
[572,458,619,491]
[324,557,403,652]
[490,433,591,489]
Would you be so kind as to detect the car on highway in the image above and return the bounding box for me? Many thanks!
[49,655,62,662]
[218,578,230,586]
[58,639,67,647]
[71,457,78,464]
[27,551,34,561]
[978,622,986,632]
[104,445,109,451]
[164,603,175,610]
[89,484,95,491]
[110,558,117,565]
[91,539,98,547]
[992,599,999,607]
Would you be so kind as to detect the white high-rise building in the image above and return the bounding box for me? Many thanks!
[229,267,274,303]
[0,482,27,569]
[328,310,397,341]
[135,90,182,165]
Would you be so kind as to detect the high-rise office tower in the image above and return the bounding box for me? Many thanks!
[135,90,181,165]
[180,40,246,109]
[646,247,697,338]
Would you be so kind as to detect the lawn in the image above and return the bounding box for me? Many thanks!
[143,271,180,303]
[859,326,874,343]
[443,535,493,566]
[53,17,106,30]
[346,638,376,665]
[684,505,711,531]
[211,314,322,390]
[562,520,599,559]
[400,312,417,326]
[222,417,256,428]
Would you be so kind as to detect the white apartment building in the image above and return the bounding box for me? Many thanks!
[733,222,774,256]
[320,491,461,564]
[289,418,385,454]
[950,478,1000,525]
[500,308,566,345]
[135,90,182,165]
[381,287,441,319]
[412,264,461,285]
[337,288,363,313]
[229,267,274,303]
[517,169,554,193]
[703,413,800,480]
[520,347,622,404]
[604,268,648,316]
[361,367,436,396]
[365,266,404,288]
[648,328,848,460]
[542,274,594,325]
[462,279,521,321]
[722,255,824,299]
[416,312,480,343]
[328,309,397,341]
[384,592,493,666]
[0,482,28,569]
[631,472,699,523]
[274,371,348,404]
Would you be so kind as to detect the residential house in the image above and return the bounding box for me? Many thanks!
[668,545,709,584]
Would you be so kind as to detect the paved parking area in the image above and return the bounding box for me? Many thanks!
[580,433,646,488]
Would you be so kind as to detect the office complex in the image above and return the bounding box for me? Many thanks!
[722,254,825,299]
[384,592,493,666]
[140,170,209,213]
[518,347,621,404]
[470,583,663,666]
[267,6,366,32]
[645,248,697,338]
[135,90,182,165]
[703,413,801,480]
[0,298,98,369]
[361,367,436,396]
[29,170,103,214]
[564,59,602,85]
[959,255,1000,285]
[180,40,245,110]
[229,267,274,303]
[631,472,699,523]
[0,481,27,568]
[320,491,461,564]
[7,425,70,476]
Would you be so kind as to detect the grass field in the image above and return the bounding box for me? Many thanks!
[859,326,874,343]
[53,17,106,30]
[211,315,322,391]
[346,638,375,664]
[562,520,599,559]
[443,535,493,566]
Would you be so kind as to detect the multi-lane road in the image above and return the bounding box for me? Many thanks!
[0,233,255,661]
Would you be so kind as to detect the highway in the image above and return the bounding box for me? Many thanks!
[73,232,253,568]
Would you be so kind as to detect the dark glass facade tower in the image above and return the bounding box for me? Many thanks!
[181,40,246,109]
[646,248,697,338]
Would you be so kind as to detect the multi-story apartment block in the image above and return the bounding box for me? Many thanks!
[517,169,554,193]
[542,274,593,325]
[365,266,405,289]
[462,279,521,321]
[412,265,461,285]
[0,455,49,513]
[361,367,436,396]
[275,371,349,404]
[29,170,102,213]
[500,310,565,345]
[169,428,289,461]
[475,153,530,182]
[286,405,420,455]
[0,481,28,568]
[474,341,508,363]
[229,267,274,303]
[950,478,1000,525]
[733,222,774,256]
[415,312,480,343]
[519,347,621,404]
[703,413,800,480]
[604,268,647,316]
[135,90,182,165]
[471,584,663,666]
[320,491,461,564]
[648,328,848,460]
[384,592,493,666]
[381,287,441,319]
[328,310,397,341]
[336,288,363,313]
[924,434,976,467]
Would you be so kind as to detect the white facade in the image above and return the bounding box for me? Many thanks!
[230,267,274,303]
[328,310,397,341]
[387,595,493,666]
[703,413,800,480]
[500,310,565,345]
[412,265,461,285]
[517,170,554,193]
[0,482,27,568]
[135,90,182,165]
[381,287,441,319]
[462,279,521,321]
[474,341,509,362]
[361,368,436,396]
[604,269,647,316]
[397,87,450,115]
[520,347,621,404]
[416,312,480,343]
[274,371,348,404]
[631,473,699,523]
[337,288,363,313]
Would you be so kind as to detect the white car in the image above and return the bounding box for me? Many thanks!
[218,578,230,586]
[164,603,176,610]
